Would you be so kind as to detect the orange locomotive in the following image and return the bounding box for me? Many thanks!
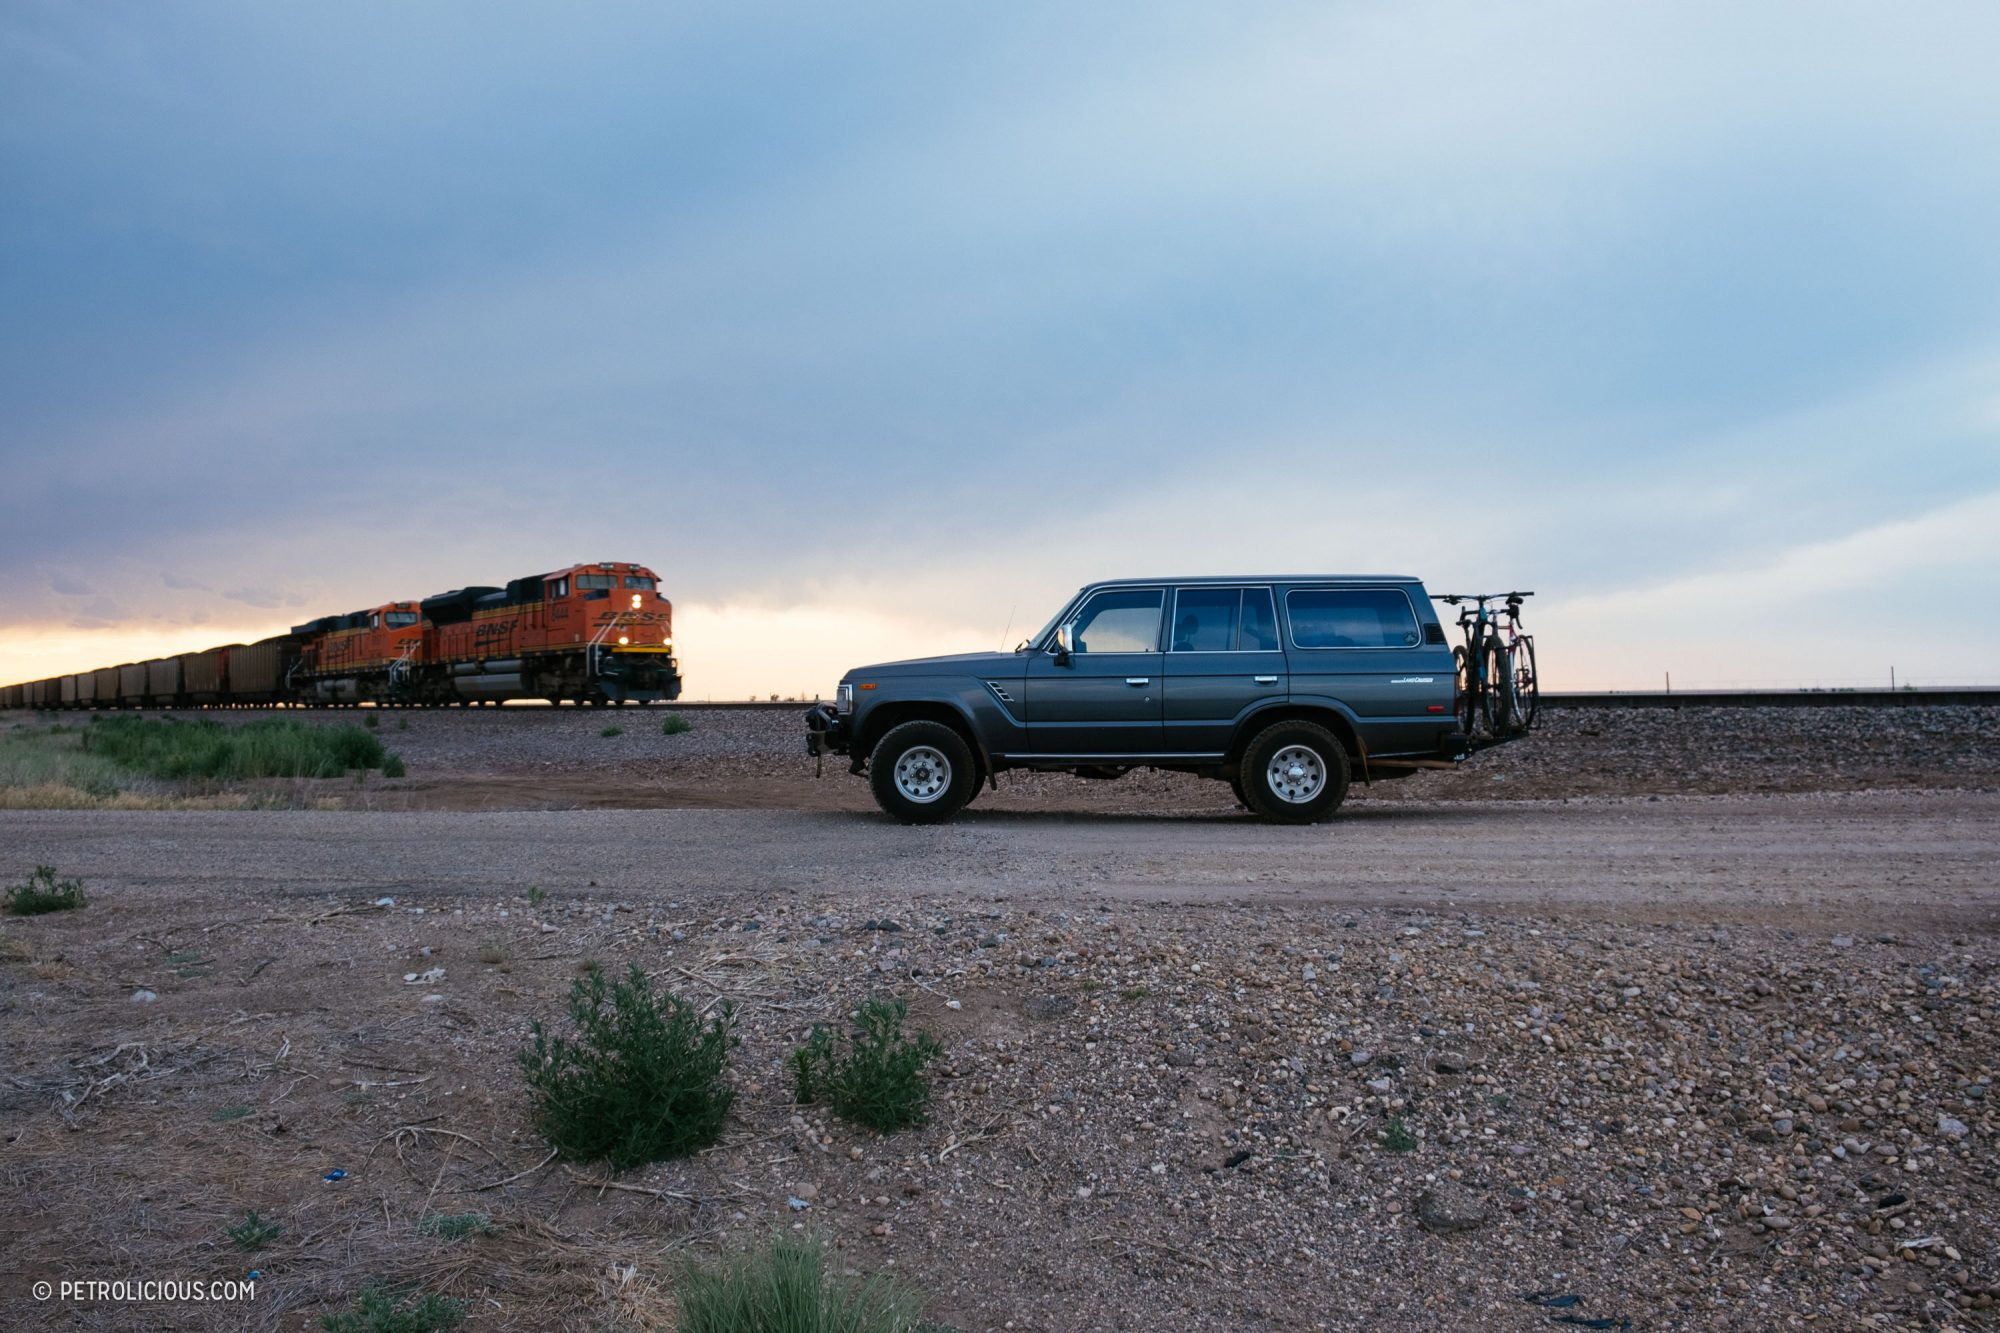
[291,561,680,707]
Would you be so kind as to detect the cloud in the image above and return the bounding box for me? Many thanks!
[221,587,286,609]
[69,597,129,630]
[46,571,92,595]
[161,572,209,590]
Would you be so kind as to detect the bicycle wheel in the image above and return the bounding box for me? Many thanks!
[1479,640,1510,738]
[1510,636,1538,731]
[1453,645,1477,735]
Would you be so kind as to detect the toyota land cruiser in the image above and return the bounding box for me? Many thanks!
[805,576,1465,823]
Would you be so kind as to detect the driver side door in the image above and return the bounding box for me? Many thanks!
[1022,587,1165,754]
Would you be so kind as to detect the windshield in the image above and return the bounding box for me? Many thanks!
[1018,590,1082,651]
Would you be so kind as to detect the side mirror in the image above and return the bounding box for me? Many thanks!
[1052,623,1073,665]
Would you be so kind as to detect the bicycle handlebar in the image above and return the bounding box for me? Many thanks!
[1432,591,1534,606]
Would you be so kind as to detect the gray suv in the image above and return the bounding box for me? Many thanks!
[805,576,1465,824]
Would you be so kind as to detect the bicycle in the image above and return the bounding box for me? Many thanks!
[1496,593,1537,732]
[1432,591,1535,739]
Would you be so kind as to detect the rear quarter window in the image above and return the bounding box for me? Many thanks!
[1286,589,1423,649]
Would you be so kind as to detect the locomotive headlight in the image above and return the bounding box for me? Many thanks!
[617,635,630,645]
[662,636,673,649]
[630,594,642,608]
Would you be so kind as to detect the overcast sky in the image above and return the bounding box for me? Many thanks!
[4,2,1998,695]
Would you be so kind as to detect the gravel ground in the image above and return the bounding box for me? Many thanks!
[1,704,1996,1331]
[39,701,1996,812]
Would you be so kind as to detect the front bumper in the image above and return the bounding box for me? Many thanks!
[805,702,850,757]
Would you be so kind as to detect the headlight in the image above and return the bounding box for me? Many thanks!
[836,682,855,714]
[617,635,630,645]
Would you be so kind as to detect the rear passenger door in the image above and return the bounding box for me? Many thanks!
[1282,586,1452,755]
[1162,586,1286,754]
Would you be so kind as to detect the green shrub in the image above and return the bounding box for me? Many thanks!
[518,964,736,1169]
[82,715,386,779]
[660,714,692,736]
[364,713,379,729]
[599,725,623,738]
[416,1212,491,1240]
[1383,1115,1417,1153]
[676,1232,927,1333]
[320,1285,467,1333]
[4,865,86,915]
[791,997,942,1133]
[229,1211,282,1250]
[381,754,406,779]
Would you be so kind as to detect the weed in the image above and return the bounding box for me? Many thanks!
[599,725,623,738]
[416,1211,492,1240]
[791,997,942,1133]
[83,715,386,779]
[364,713,379,729]
[1120,985,1151,1001]
[344,1092,375,1106]
[660,714,692,736]
[527,885,546,907]
[676,1232,927,1333]
[1079,979,1103,993]
[211,1104,254,1122]
[518,963,737,1169]
[396,718,409,731]
[1383,1116,1418,1153]
[229,1211,283,1250]
[320,1285,468,1333]
[477,939,510,966]
[382,754,406,779]
[4,865,86,916]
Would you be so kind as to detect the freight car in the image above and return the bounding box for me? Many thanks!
[6,559,679,709]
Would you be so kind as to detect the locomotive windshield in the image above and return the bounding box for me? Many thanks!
[576,574,617,590]
[385,612,419,627]
[623,576,656,590]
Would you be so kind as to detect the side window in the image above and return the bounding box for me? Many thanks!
[547,578,569,600]
[1239,587,1278,650]
[1170,588,1239,652]
[1286,589,1422,649]
[1068,589,1162,654]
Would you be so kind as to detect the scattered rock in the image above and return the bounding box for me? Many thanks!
[1417,1183,1488,1233]
[1025,995,1076,1021]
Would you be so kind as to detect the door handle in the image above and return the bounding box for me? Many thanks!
[1126,677,1150,686]
[1254,675,1278,684]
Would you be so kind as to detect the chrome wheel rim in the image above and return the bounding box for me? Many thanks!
[1266,744,1326,803]
[894,745,952,803]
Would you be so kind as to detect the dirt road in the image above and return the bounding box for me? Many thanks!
[10,788,1997,931]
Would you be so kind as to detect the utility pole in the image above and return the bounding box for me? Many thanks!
[1890,666,1896,690]
[1665,671,1671,694]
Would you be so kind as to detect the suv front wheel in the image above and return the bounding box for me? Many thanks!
[868,720,976,824]
[1240,721,1351,823]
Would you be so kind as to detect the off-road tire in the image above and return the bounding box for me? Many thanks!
[868,721,976,825]
[1240,721,1351,824]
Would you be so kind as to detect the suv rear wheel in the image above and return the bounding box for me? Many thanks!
[868,721,976,824]
[1240,721,1351,823]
